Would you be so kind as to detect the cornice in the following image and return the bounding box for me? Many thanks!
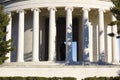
[3,0,113,12]
[0,0,27,4]
[0,0,111,3]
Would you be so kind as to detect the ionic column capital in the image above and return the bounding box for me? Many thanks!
[31,8,41,12]
[65,7,74,12]
[6,12,12,19]
[48,7,57,11]
[82,7,90,11]
[98,9,106,12]
[16,9,25,13]
[6,11,12,15]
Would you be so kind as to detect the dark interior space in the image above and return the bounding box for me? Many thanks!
[45,18,49,61]
[56,17,79,61]
[44,17,79,61]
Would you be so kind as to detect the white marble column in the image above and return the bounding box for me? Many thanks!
[48,7,56,62]
[82,8,91,62]
[17,10,25,62]
[98,9,105,63]
[5,12,12,63]
[96,25,99,61]
[88,22,93,62]
[112,15,119,64]
[65,7,73,63]
[32,8,40,62]
[107,26,112,63]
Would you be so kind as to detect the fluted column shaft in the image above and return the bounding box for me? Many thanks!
[88,22,93,62]
[65,7,73,63]
[112,15,119,64]
[107,26,112,63]
[48,7,56,62]
[98,9,105,63]
[32,8,40,62]
[82,8,92,62]
[17,10,25,62]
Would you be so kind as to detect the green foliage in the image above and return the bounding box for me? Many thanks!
[0,77,76,80]
[110,0,120,34]
[62,77,76,80]
[0,5,14,64]
[111,0,120,21]
[12,77,26,80]
[83,76,120,80]
[26,77,48,80]
[49,77,61,80]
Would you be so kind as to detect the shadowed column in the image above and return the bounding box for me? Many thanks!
[32,8,40,62]
[65,7,73,63]
[48,7,57,62]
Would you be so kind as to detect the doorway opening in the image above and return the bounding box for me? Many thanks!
[56,17,79,61]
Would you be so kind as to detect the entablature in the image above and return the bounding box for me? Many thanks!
[3,0,112,12]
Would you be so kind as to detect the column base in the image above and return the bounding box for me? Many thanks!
[32,59,39,62]
[112,62,120,65]
[17,60,24,63]
[5,60,11,63]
